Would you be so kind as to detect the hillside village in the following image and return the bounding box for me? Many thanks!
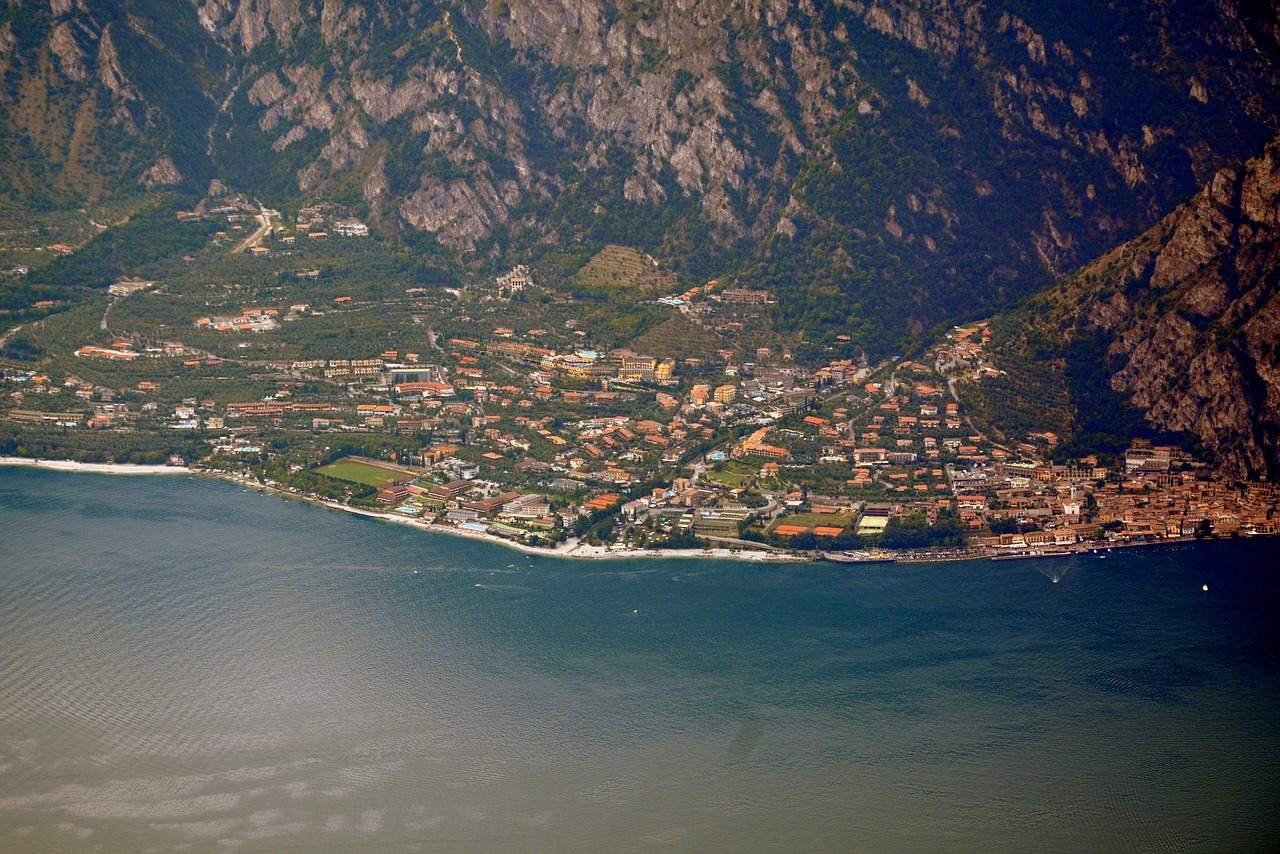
[4,241,1276,559]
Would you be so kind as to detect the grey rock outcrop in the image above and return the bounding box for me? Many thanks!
[1098,136,1280,478]
[978,133,1280,479]
[139,156,184,187]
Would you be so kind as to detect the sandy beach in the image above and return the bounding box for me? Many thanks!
[0,456,194,475]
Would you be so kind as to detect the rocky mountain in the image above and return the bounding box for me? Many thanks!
[0,0,227,212]
[1,0,1278,356]
[970,133,1280,480]
[191,0,1280,353]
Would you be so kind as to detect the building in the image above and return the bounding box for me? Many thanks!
[394,381,456,398]
[108,280,154,297]
[377,484,411,504]
[720,288,770,304]
[428,480,473,501]
[713,384,737,404]
[7,409,84,425]
[496,264,532,295]
[619,355,657,381]
[387,366,436,385]
[334,220,368,236]
[500,494,553,521]
[739,427,789,460]
[1125,446,1172,473]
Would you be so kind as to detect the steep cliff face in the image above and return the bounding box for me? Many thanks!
[193,0,1280,245]
[979,135,1280,479]
[196,2,551,250]
[1097,137,1280,479]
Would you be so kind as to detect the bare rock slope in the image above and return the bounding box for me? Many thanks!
[1101,136,1280,478]
[982,134,1280,479]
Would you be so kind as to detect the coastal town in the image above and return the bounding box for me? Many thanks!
[3,239,1276,562]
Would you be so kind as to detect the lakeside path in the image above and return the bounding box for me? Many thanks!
[0,457,806,562]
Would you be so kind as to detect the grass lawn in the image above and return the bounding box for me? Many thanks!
[315,459,408,488]
[708,469,745,487]
[708,460,757,487]
[719,460,758,475]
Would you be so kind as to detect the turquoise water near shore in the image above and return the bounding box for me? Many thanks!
[1,467,1278,852]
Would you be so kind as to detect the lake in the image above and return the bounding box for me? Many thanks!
[1,467,1277,852]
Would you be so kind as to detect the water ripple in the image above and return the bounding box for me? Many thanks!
[1,469,1278,852]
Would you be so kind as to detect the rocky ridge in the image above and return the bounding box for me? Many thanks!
[982,134,1280,479]
[166,0,1280,356]
[191,0,1280,255]
[1101,136,1280,479]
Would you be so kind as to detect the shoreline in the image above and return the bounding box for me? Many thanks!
[0,456,194,476]
[4,456,1257,564]
[0,456,804,562]
[207,475,811,562]
[292,492,807,562]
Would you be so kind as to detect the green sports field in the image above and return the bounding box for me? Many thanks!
[314,459,410,487]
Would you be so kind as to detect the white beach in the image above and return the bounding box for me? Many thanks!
[0,456,193,475]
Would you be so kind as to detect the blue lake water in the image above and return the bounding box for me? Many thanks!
[1,466,1278,852]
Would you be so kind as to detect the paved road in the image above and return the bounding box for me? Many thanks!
[700,534,786,551]
[233,210,272,254]
[0,322,25,349]
[100,298,115,331]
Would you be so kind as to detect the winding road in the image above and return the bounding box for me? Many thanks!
[0,322,25,349]
[233,207,274,254]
